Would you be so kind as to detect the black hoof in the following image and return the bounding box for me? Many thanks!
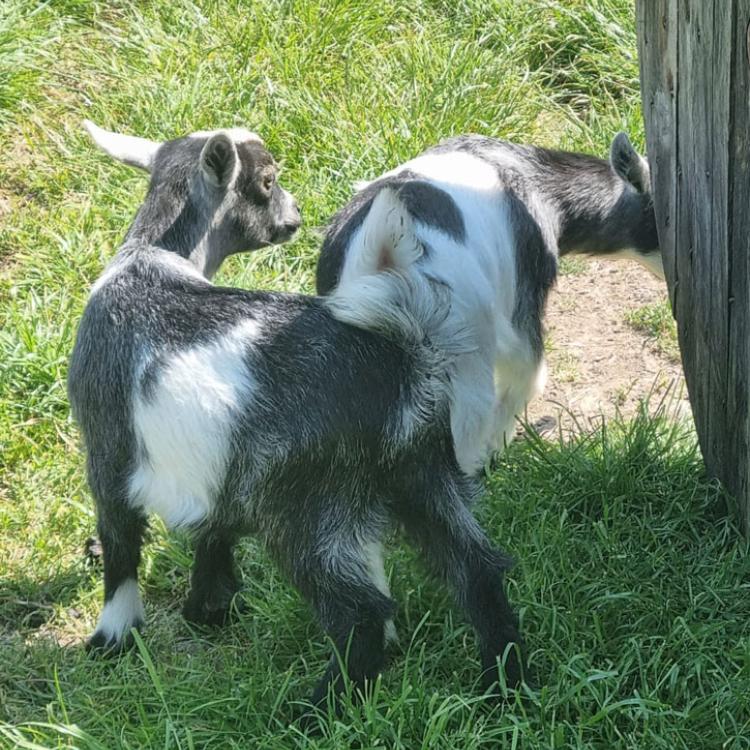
[86,623,141,656]
[182,593,241,627]
[480,631,527,693]
[84,536,103,566]
[295,704,327,735]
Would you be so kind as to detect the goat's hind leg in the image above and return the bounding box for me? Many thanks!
[395,471,525,691]
[183,529,240,626]
[88,491,147,653]
[285,521,395,712]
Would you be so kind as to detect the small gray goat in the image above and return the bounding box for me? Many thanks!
[69,123,524,711]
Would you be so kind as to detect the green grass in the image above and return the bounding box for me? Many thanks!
[625,301,681,363]
[1,1,748,747]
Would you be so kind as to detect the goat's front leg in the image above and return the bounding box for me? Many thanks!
[88,498,147,652]
[183,529,240,626]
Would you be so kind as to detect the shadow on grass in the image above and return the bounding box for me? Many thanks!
[0,565,95,632]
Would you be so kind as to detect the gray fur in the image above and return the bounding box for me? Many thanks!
[426,133,658,258]
[69,124,524,712]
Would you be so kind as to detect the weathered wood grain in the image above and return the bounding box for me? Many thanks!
[726,7,750,532]
[637,0,678,297]
[637,0,750,533]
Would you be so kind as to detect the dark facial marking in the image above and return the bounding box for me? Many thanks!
[234,141,277,203]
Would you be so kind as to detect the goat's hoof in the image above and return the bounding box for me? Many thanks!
[182,604,229,627]
[295,704,327,735]
[86,625,140,656]
[83,536,103,566]
[182,595,241,627]
[480,636,527,695]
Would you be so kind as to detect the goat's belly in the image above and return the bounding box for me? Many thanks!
[492,353,547,451]
[128,463,215,528]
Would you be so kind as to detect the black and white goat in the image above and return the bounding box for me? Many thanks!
[317,134,660,472]
[69,123,524,709]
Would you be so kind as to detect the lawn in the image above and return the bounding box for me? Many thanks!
[1,1,749,748]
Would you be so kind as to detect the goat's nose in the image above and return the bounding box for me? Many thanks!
[287,203,301,229]
[284,211,301,233]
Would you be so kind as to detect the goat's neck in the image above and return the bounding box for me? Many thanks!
[124,182,228,278]
[536,156,651,256]
[556,187,649,256]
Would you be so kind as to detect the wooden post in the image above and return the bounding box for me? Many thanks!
[637,1,750,532]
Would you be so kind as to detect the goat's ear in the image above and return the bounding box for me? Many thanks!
[200,132,238,189]
[610,132,651,194]
[83,120,160,171]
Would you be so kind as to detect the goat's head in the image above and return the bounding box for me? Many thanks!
[608,132,662,277]
[83,121,301,276]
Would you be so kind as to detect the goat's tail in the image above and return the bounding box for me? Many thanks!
[325,187,474,358]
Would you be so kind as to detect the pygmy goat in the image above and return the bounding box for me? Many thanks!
[317,133,660,472]
[68,123,524,710]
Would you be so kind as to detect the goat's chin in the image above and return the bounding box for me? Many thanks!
[243,237,287,253]
[270,227,299,245]
[637,250,665,280]
[240,239,275,252]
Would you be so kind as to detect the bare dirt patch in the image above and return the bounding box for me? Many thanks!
[523,258,691,437]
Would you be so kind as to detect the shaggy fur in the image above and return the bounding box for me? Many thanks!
[69,124,524,712]
[316,133,660,469]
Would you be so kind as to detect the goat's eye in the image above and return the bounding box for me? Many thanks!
[262,174,275,192]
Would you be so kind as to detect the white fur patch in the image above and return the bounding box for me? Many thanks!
[413,199,530,471]
[189,128,263,144]
[363,541,390,597]
[491,353,546,454]
[449,350,498,473]
[129,320,259,528]
[93,578,144,644]
[363,541,398,646]
[392,150,502,192]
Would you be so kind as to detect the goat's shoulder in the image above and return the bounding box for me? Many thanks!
[426,133,509,155]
